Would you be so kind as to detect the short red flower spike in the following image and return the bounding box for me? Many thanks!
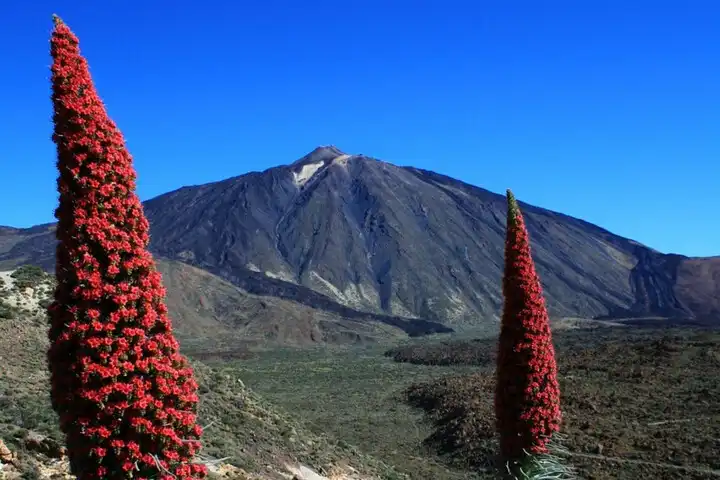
[494,190,562,460]
[47,15,207,479]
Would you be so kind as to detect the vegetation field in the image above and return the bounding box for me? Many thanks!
[227,326,720,480]
[222,344,482,479]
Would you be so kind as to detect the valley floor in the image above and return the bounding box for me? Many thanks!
[225,344,482,480]
[221,326,720,480]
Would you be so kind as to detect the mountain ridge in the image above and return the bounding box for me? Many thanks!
[1,146,718,328]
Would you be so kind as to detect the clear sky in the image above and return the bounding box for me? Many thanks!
[1,1,717,257]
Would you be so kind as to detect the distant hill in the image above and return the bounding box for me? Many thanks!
[1,146,718,330]
[0,260,449,351]
[154,259,450,349]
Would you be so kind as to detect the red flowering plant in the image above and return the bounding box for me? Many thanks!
[47,15,207,479]
[494,190,573,479]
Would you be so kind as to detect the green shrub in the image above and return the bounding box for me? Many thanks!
[38,298,52,310]
[0,301,17,319]
[10,265,48,290]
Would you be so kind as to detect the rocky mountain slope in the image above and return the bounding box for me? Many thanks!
[1,146,718,328]
[0,267,403,479]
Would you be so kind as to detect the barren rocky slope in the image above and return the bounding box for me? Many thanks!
[1,147,718,328]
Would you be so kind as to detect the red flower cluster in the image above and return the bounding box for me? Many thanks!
[494,190,561,460]
[47,15,206,479]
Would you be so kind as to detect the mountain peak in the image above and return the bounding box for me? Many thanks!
[312,145,344,156]
[292,145,346,166]
[287,146,350,186]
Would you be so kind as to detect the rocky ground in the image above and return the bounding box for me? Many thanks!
[0,435,375,480]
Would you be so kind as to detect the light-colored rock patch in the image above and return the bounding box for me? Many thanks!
[308,272,380,311]
[293,161,325,187]
[0,270,52,314]
[264,270,297,283]
[330,154,350,167]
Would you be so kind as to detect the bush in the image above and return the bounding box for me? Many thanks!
[0,301,17,319]
[385,339,496,367]
[38,298,53,310]
[10,265,48,290]
[403,373,496,469]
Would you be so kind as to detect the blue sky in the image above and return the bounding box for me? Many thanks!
[1,1,718,257]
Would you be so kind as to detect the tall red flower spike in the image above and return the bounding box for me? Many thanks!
[494,189,561,461]
[47,15,207,480]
